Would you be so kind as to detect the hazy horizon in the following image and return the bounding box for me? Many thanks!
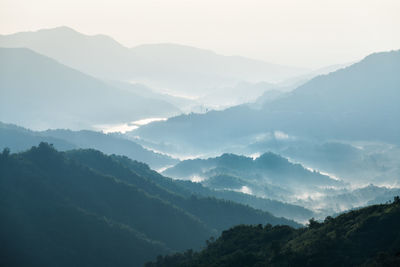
[1,0,400,69]
[1,2,400,266]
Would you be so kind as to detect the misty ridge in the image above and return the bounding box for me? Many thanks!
[1,25,400,267]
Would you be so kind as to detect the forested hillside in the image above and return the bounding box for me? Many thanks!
[0,143,297,266]
[147,199,400,267]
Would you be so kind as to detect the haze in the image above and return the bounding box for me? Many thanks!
[1,0,399,68]
[1,1,400,265]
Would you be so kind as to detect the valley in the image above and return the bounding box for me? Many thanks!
[1,18,399,266]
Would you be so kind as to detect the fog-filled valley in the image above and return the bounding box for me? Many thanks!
[1,20,400,267]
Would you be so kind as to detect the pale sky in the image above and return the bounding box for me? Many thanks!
[1,0,399,68]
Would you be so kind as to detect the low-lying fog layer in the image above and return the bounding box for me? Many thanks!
[91,113,400,223]
[133,132,399,221]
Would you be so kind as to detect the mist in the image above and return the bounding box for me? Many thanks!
[1,1,400,266]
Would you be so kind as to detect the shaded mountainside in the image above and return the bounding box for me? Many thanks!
[0,47,180,130]
[146,199,400,267]
[133,50,400,151]
[0,122,177,169]
[0,144,298,267]
[43,129,178,170]
[0,122,76,151]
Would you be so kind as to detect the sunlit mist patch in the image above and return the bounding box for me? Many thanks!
[190,175,206,183]
[94,123,139,134]
[133,117,167,126]
[233,186,253,195]
[94,117,167,134]
[249,153,261,160]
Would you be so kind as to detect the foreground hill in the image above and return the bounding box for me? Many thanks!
[0,47,180,130]
[0,144,297,266]
[133,50,400,153]
[146,199,400,266]
[0,122,177,169]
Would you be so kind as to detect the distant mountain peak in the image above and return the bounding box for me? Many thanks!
[40,25,78,33]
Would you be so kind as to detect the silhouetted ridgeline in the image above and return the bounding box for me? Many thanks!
[0,143,298,267]
[146,199,400,267]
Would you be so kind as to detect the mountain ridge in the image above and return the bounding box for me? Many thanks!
[0,26,308,95]
[132,49,400,152]
[146,199,400,266]
[0,47,180,130]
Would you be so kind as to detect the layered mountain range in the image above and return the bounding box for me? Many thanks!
[132,50,400,154]
[0,143,299,266]
[1,26,399,267]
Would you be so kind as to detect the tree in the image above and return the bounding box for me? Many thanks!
[2,147,10,157]
[308,218,321,229]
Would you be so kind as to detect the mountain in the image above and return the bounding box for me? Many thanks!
[258,140,400,186]
[0,122,177,169]
[0,122,76,152]
[172,180,314,223]
[132,50,400,154]
[0,143,299,266]
[197,81,284,110]
[0,122,313,222]
[146,199,400,267]
[128,43,307,95]
[163,152,343,202]
[0,27,308,96]
[0,47,180,130]
[42,129,179,170]
[161,151,399,218]
[294,184,400,215]
[0,26,132,80]
[107,80,198,113]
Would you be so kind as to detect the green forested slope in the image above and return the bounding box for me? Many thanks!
[0,143,297,266]
[147,199,400,267]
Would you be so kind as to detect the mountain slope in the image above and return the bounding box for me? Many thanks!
[172,179,314,223]
[0,122,310,222]
[0,27,307,95]
[133,50,400,152]
[0,26,132,80]
[163,152,343,203]
[0,122,177,169]
[64,148,299,229]
[129,43,307,94]
[0,122,77,152]
[146,199,400,266]
[92,152,313,222]
[0,144,298,266]
[0,47,180,130]
[1,193,168,267]
[43,129,178,169]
